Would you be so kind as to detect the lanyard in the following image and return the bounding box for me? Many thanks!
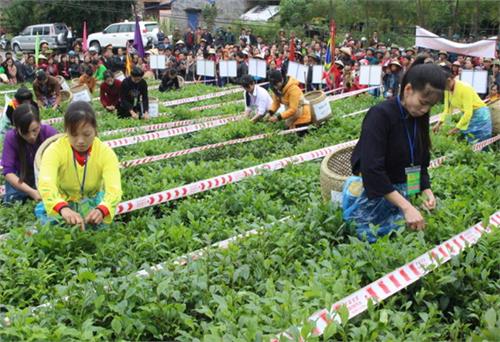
[396,96,417,165]
[72,150,88,197]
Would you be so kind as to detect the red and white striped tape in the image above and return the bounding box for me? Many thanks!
[272,211,500,341]
[162,87,244,107]
[104,115,244,148]
[189,99,245,112]
[327,86,381,102]
[115,140,357,215]
[100,113,239,137]
[472,134,500,151]
[120,126,310,168]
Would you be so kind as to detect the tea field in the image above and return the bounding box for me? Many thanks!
[0,82,498,341]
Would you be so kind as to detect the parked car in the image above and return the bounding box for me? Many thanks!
[11,23,69,53]
[0,34,10,51]
[87,21,159,52]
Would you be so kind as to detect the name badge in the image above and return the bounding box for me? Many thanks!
[405,165,421,195]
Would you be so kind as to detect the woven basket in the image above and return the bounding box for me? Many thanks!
[60,89,73,102]
[177,75,185,88]
[490,99,500,135]
[320,144,355,201]
[34,133,64,187]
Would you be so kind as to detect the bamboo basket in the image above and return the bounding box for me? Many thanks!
[34,133,64,187]
[490,99,500,135]
[177,75,185,88]
[320,144,355,201]
[60,89,73,102]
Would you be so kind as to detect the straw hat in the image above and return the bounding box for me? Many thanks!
[389,59,402,68]
[334,60,344,68]
[340,47,352,56]
[438,50,448,56]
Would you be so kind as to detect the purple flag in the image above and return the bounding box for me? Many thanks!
[133,16,145,58]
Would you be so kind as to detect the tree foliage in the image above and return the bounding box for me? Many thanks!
[280,0,499,40]
[1,0,135,35]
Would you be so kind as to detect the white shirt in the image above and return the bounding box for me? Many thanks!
[245,84,273,116]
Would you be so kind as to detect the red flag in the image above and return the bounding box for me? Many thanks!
[289,35,295,62]
[82,21,88,52]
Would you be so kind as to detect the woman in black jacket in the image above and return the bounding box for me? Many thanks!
[343,57,447,243]
[117,67,149,120]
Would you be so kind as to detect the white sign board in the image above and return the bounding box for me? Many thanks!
[149,99,159,117]
[248,58,267,79]
[150,55,166,70]
[114,72,126,81]
[359,65,382,85]
[219,60,237,78]
[312,65,324,84]
[460,70,488,94]
[71,89,91,103]
[312,98,332,122]
[287,61,308,84]
[196,60,215,77]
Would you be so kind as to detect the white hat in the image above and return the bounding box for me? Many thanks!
[88,46,98,53]
[334,60,344,67]
[38,54,48,60]
[208,48,216,54]
[176,40,185,45]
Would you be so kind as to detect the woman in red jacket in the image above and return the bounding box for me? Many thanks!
[100,70,122,112]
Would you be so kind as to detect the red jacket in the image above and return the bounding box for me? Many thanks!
[100,80,122,107]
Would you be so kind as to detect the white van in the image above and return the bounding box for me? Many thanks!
[87,21,159,52]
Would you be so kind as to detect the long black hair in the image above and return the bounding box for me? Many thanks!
[12,104,41,184]
[399,55,447,150]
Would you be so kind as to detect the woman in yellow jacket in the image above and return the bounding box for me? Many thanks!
[267,70,312,129]
[35,101,122,229]
[432,67,492,142]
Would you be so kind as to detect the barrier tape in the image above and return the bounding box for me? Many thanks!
[104,115,244,149]
[99,113,239,137]
[162,87,244,107]
[115,140,357,215]
[327,86,381,102]
[120,126,310,168]
[189,99,245,112]
[272,211,500,341]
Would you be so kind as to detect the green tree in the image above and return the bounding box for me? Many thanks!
[1,0,135,35]
[201,4,218,32]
